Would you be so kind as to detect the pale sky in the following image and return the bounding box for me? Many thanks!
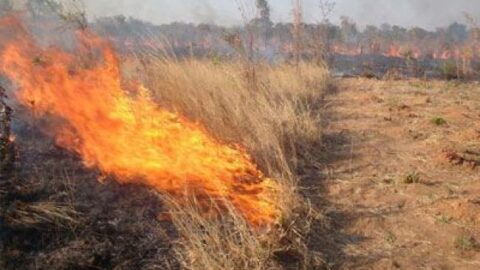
[83,0,480,30]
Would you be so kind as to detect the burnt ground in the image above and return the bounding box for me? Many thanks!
[0,120,178,270]
[305,78,480,269]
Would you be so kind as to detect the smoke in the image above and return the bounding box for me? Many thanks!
[332,0,480,30]
[81,0,479,29]
[191,1,216,24]
[83,0,241,26]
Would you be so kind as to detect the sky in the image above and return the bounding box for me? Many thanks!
[83,0,480,30]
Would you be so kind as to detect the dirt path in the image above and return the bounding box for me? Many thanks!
[308,78,480,269]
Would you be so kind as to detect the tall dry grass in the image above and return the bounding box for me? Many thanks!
[165,197,278,270]
[140,59,329,178]
[124,58,330,269]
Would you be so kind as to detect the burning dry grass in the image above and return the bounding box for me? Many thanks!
[136,59,330,269]
[142,59,329,178]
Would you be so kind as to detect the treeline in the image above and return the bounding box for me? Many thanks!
[93,15,480,61]
[2,0,479,63]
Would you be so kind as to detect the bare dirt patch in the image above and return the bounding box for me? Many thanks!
[307,78,480,269]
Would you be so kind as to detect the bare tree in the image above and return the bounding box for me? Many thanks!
[292,0,303,66]
[311,0,336,66]
[318,0,335,23]
[233,0,259,90]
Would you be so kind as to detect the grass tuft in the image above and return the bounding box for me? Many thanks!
[5,201,80,229]
[432,117,447,126]
[403,171,420,184]
[454,236,478,251]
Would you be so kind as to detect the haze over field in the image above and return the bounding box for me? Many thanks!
[84,0,480,29]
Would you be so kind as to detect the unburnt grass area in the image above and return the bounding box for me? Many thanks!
[309,78,480,269]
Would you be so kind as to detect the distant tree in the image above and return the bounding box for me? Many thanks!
[250,0,273,49]
[292,0,304,66]
[311,0,336,65]
[256,0,271,22]
[391,25,407,41]
[26,0,87,29]
[318,0,335,23]
[114,14,127,24]
[252,0,273,30]
[363,25,380,54]
[464,12,480,43]
[26,0,62,17]
[340,16,358,43]
[380,23,392,32]
[407,27,428,42]
[364,25,379,39]
[446,22,468,42]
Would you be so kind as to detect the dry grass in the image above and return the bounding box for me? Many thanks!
[124,58,330,269]
[139,59,329,178]
[4,201,80,229]
[164,194,322,270]
[165,197,277,270]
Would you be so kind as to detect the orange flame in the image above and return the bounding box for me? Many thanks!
[382,45,402,58]
[0,16,279,226]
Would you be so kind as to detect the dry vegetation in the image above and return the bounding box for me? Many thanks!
[7,1,480,269]
[2,23,479,268]
[140,59,329,178]
[0,2,332,268]
[139,59,330,269]
[1,56,331,269]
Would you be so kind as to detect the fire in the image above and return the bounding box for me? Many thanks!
[383,45,403,58]
[0,16,280,226]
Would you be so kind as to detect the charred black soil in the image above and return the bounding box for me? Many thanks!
[1,120,178,270]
